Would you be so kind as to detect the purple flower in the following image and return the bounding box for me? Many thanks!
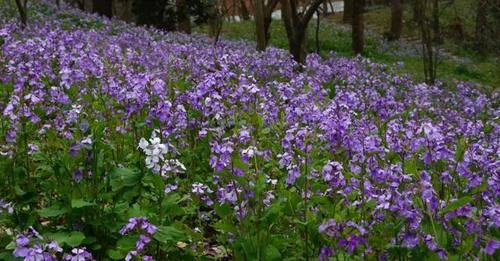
[484,240,500,255]
[338,235,366,254]
[63,247,94,261]
[319,219,339,238]
[319,246,333,261]
[401,232,419,248]
[120,217,157,260]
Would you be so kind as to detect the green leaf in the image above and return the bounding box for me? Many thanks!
[71,199,95,208]
[264,245,281,261]
[107,249,125,260]
[455,139,466,162]
[37,205,68,217]
[215,203,233,217]
[404,158,418,175]
[110,167,141,191]
[116,235,139,251]
[261,128,271,135]
[0,252,18,261]
[213,220,237,233]
[154,226,188,244]
[441,196,473,214]
[48,231,86,247]
[5,241,15,250]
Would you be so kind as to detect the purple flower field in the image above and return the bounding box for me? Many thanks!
[0,1,498,260]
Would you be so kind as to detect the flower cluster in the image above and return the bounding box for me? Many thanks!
[0,1,498,260]
[119,217,157,261]
[12,227,94,261]
[0,199,13,215]
[138,130,186,177]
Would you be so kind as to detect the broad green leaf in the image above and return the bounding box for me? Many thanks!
[455,138,467,162]
[71,199,95,208]
[107,249,125,260]
[48,231,86,247]
[213,220,237,233]
[441,196,473,214]
[215,203,233,217]
[265,245,282,261]
[37,205,68,217]
[403,158,418,175]
[5,242,15,250]
[109,167,141,191]
[154,226,188,244]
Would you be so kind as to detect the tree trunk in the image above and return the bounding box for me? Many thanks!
[281,0,324,63]
[343,0,353,23]
[281,0,306,63]
[208,3,219,37]
[475,0,487,54]
[316,9,320,53]
[15,0,28,28]
[255,0,267,51]
[93,0,112,17]
[264,15,272,46]
[176,0,191,34]
[352,0,365,54]
[83,0,93,12]
[415,0,437,84]
[431,0,441,43]
[290,31,306,63]
[240,0,250,20]
[113,0,134,22]
[389,0,402,40]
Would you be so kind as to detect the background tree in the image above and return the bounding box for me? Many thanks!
[14,0,28,27]
[176,0,191,34]
[475,0,500,54]
[254,0,279,51]
[93,0,113,17]
[388,0,402,40]
[343,0,353,23]
[352,0,365,54]
[133,0,176,31]
[239,0,250,20]
[112,0,135,22]
[414,0,438,83]
[207,0,224,45]
[280,0,325,63]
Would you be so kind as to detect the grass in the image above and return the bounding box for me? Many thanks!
[194,3,500,89]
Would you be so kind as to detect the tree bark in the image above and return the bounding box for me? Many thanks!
[352,0,365,55]
[15,0,28,28]
[431,0,442,43]
[176,0,191,34]
[93,0,113,17]
[343,0,353,23]
[255,0,267,51]
[255,0,279,51]
[281,0,324,63]
[415,0,437,83]
[389,0,402,40]
[240,0,250,20]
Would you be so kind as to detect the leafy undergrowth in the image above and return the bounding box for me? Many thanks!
[0,1,499,261]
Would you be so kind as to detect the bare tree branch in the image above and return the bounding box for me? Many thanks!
[301,0,324,26]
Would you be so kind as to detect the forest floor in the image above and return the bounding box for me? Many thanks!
[195,1,500,89]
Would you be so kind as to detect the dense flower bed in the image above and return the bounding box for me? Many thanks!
[0,2,498,260]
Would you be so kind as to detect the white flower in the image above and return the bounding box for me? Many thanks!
[192,183,212,195]
[139,130,185,177]
[81,137,92,146]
